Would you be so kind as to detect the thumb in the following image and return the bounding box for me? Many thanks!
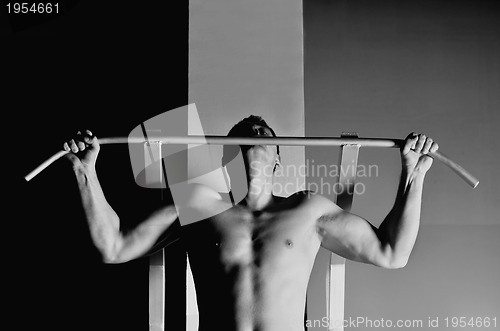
[83,130,100,151]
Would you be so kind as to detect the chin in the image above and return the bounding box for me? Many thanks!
[247,148,269,161]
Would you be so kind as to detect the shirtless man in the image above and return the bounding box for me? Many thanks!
[64,116,438,331]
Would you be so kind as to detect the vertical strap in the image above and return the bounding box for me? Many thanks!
[328,132,360,331]
[149,248,165,331]
[147,141,165,331]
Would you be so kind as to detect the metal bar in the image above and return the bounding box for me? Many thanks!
[24,135,479,188]
[99,136,403,148]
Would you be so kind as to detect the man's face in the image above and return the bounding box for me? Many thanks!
[241,123,279,174]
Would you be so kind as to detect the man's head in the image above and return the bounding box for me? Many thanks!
[222,115,281,173]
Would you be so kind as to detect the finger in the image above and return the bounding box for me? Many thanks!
[80,130,99,152]
[422,137,433,154]
[63,142,70,152]
[69,139,80,153]
[414,134,426,153]
[73,131,86,150]
[430,142,439,153]
[403,132,418,154]
[75,131,84,142]
[77,141,86,151]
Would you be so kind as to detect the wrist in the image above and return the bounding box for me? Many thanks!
[402,168,425,186]
[73,164,97,180]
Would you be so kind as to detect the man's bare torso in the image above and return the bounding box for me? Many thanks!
[182,191,323,331]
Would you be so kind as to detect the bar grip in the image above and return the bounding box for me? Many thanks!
[394,139,479,188]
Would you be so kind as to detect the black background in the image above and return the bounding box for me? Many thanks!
[3,2,188,330]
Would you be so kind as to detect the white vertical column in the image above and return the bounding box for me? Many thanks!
[189,0,305,330]
[188,0,305,193]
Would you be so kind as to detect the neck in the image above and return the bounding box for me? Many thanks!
[243,170,274,211]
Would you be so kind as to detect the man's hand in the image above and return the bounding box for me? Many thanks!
[401,132,439,175]
[63,129,100,171]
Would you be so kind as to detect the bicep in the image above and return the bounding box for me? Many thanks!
[317,200,390,267]
[112,205,179,263]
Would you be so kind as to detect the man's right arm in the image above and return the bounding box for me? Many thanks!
[65,130,178,263]
[74,167,178,263]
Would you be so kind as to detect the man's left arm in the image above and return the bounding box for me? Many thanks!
[316,132,438,269]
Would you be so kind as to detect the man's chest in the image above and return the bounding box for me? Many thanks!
[183,204,321,266]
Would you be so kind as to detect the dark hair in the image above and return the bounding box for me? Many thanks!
[222,115,280,166]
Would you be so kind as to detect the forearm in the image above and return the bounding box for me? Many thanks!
[74,166,121,261]
[378,169,425,267]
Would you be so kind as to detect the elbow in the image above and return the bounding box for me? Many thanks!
[374,242,410,269]
[374,250,409,269]
[103,254,121,264]
[383,255,409,269]
[101,249,120,264]
[101,239,127,264]
[102,252,131,264]
[388,258,408,269]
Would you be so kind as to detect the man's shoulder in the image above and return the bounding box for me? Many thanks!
[176,183,223,209]
[272,190,339,226]
[284,190,338,213]
[190,183,223,200]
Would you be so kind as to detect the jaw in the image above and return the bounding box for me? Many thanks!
[244,147,275,177]
[244,143,275,160]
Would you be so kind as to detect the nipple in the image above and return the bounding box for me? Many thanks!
[285,239,293,248]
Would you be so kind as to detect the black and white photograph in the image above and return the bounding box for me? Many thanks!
[4,1,499,330]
